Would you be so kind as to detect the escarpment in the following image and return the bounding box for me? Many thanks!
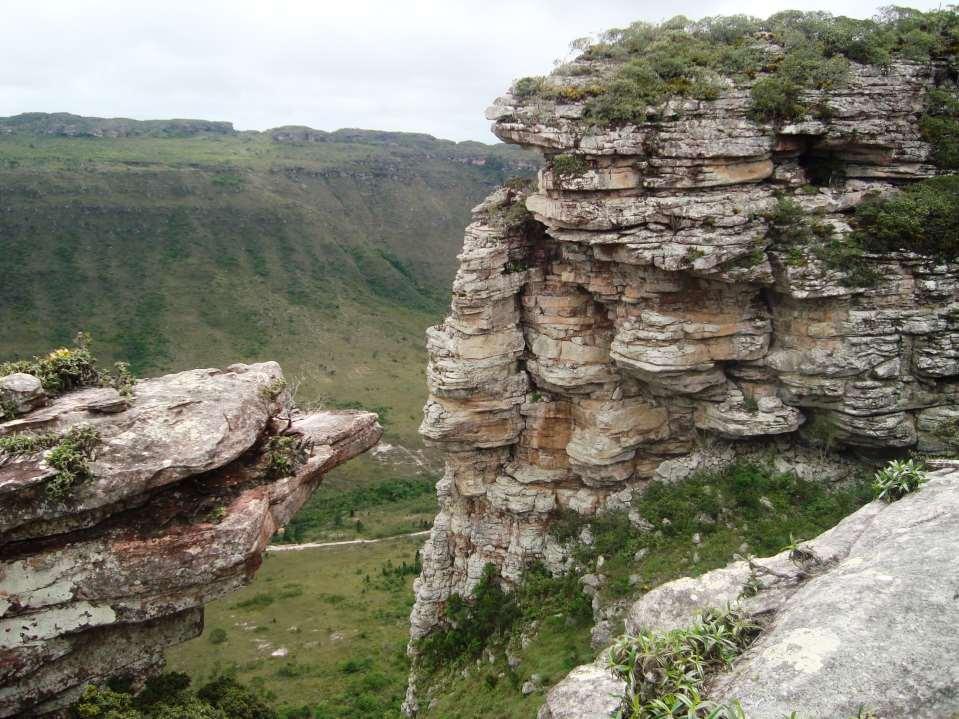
[409,17,959,716]
[0,362,381,717]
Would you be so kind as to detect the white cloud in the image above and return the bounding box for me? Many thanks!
[0,0,945,141]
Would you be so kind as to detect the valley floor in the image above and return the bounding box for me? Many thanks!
[165,536,423,719]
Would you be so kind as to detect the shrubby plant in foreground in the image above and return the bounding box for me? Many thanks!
[872,459,927,502]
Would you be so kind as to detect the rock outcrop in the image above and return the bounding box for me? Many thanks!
[0,362,382,717]
[408,32,959,715]
[540,466,959,719]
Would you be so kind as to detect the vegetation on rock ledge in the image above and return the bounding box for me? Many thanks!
[608,608,760,719]
[0,333,136,412]
[515,8,959,126]
[873,458,927,502]
[0,424,101,501]
[852,176,959,260]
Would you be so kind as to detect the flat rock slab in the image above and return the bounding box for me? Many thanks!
[711,469,959,719]
[0,362,285,538]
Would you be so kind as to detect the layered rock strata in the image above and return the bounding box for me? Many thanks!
[409,51,959,711]
[0,362,381,717]
[540,466,959,719]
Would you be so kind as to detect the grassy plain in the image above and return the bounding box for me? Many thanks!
[165,536,424,719]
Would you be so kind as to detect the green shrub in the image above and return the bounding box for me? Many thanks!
[211,173,245,190]
[749,77,806,122]
[778,45,850,90]
[551,154,589,179]
[567,9,959,127]
[581,36,726,125]
[515,562,592,626]
[549,461,872,600]
[920,88,959,170]
[416,560,591,677]
[765,196,879,287]
[0,424,100,502]
[486,190,535,231]
[233,592,275,610]
[338,657,373,674]
[765,196,811,243]
[110,362,136,398]
[42,425,101,502]
[504,176,535,192]
[208,628,228,645]
[417,564,520,670]
[513,76,545,98]
[207,505,227,523]
[134,672,192,708]
[0,431,61,456]
[0,333,101,395]
[197,675,276,719]
[608,608,760,718]
[70,674,276,719]
[262,436,306,479]
[0,333,137,410]
[851,176,959,260]
[259,377,287,400]
[873,459,926,502]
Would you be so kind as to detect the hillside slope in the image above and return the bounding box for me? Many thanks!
[0,115,538,443]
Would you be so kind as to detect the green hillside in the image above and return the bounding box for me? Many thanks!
[0,115,538,444]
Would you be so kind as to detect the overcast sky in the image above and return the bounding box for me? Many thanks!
[0,0,946,142]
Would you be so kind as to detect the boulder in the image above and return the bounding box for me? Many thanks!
[0,374,45,415]
[536,661,625,719]
[711,468,959,719]
[1,363,289,538]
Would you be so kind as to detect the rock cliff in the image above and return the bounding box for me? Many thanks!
[409,18,959,715]
[0,362,381,717]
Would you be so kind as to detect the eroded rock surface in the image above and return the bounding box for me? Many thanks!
[545,467,959,719]
[0,363,382,717]
[408,39,959,716]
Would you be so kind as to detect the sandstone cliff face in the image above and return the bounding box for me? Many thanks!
[0,363,381,717]
[409,52,958,709]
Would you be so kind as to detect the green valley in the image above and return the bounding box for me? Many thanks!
[0,114,538,446]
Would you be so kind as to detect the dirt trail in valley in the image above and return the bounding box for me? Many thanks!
[266,530,430,552]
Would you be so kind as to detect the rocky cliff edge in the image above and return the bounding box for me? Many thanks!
[0,362,381,717]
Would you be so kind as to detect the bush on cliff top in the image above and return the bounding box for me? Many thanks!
[0,332,135,414]
[522,8,959,126]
